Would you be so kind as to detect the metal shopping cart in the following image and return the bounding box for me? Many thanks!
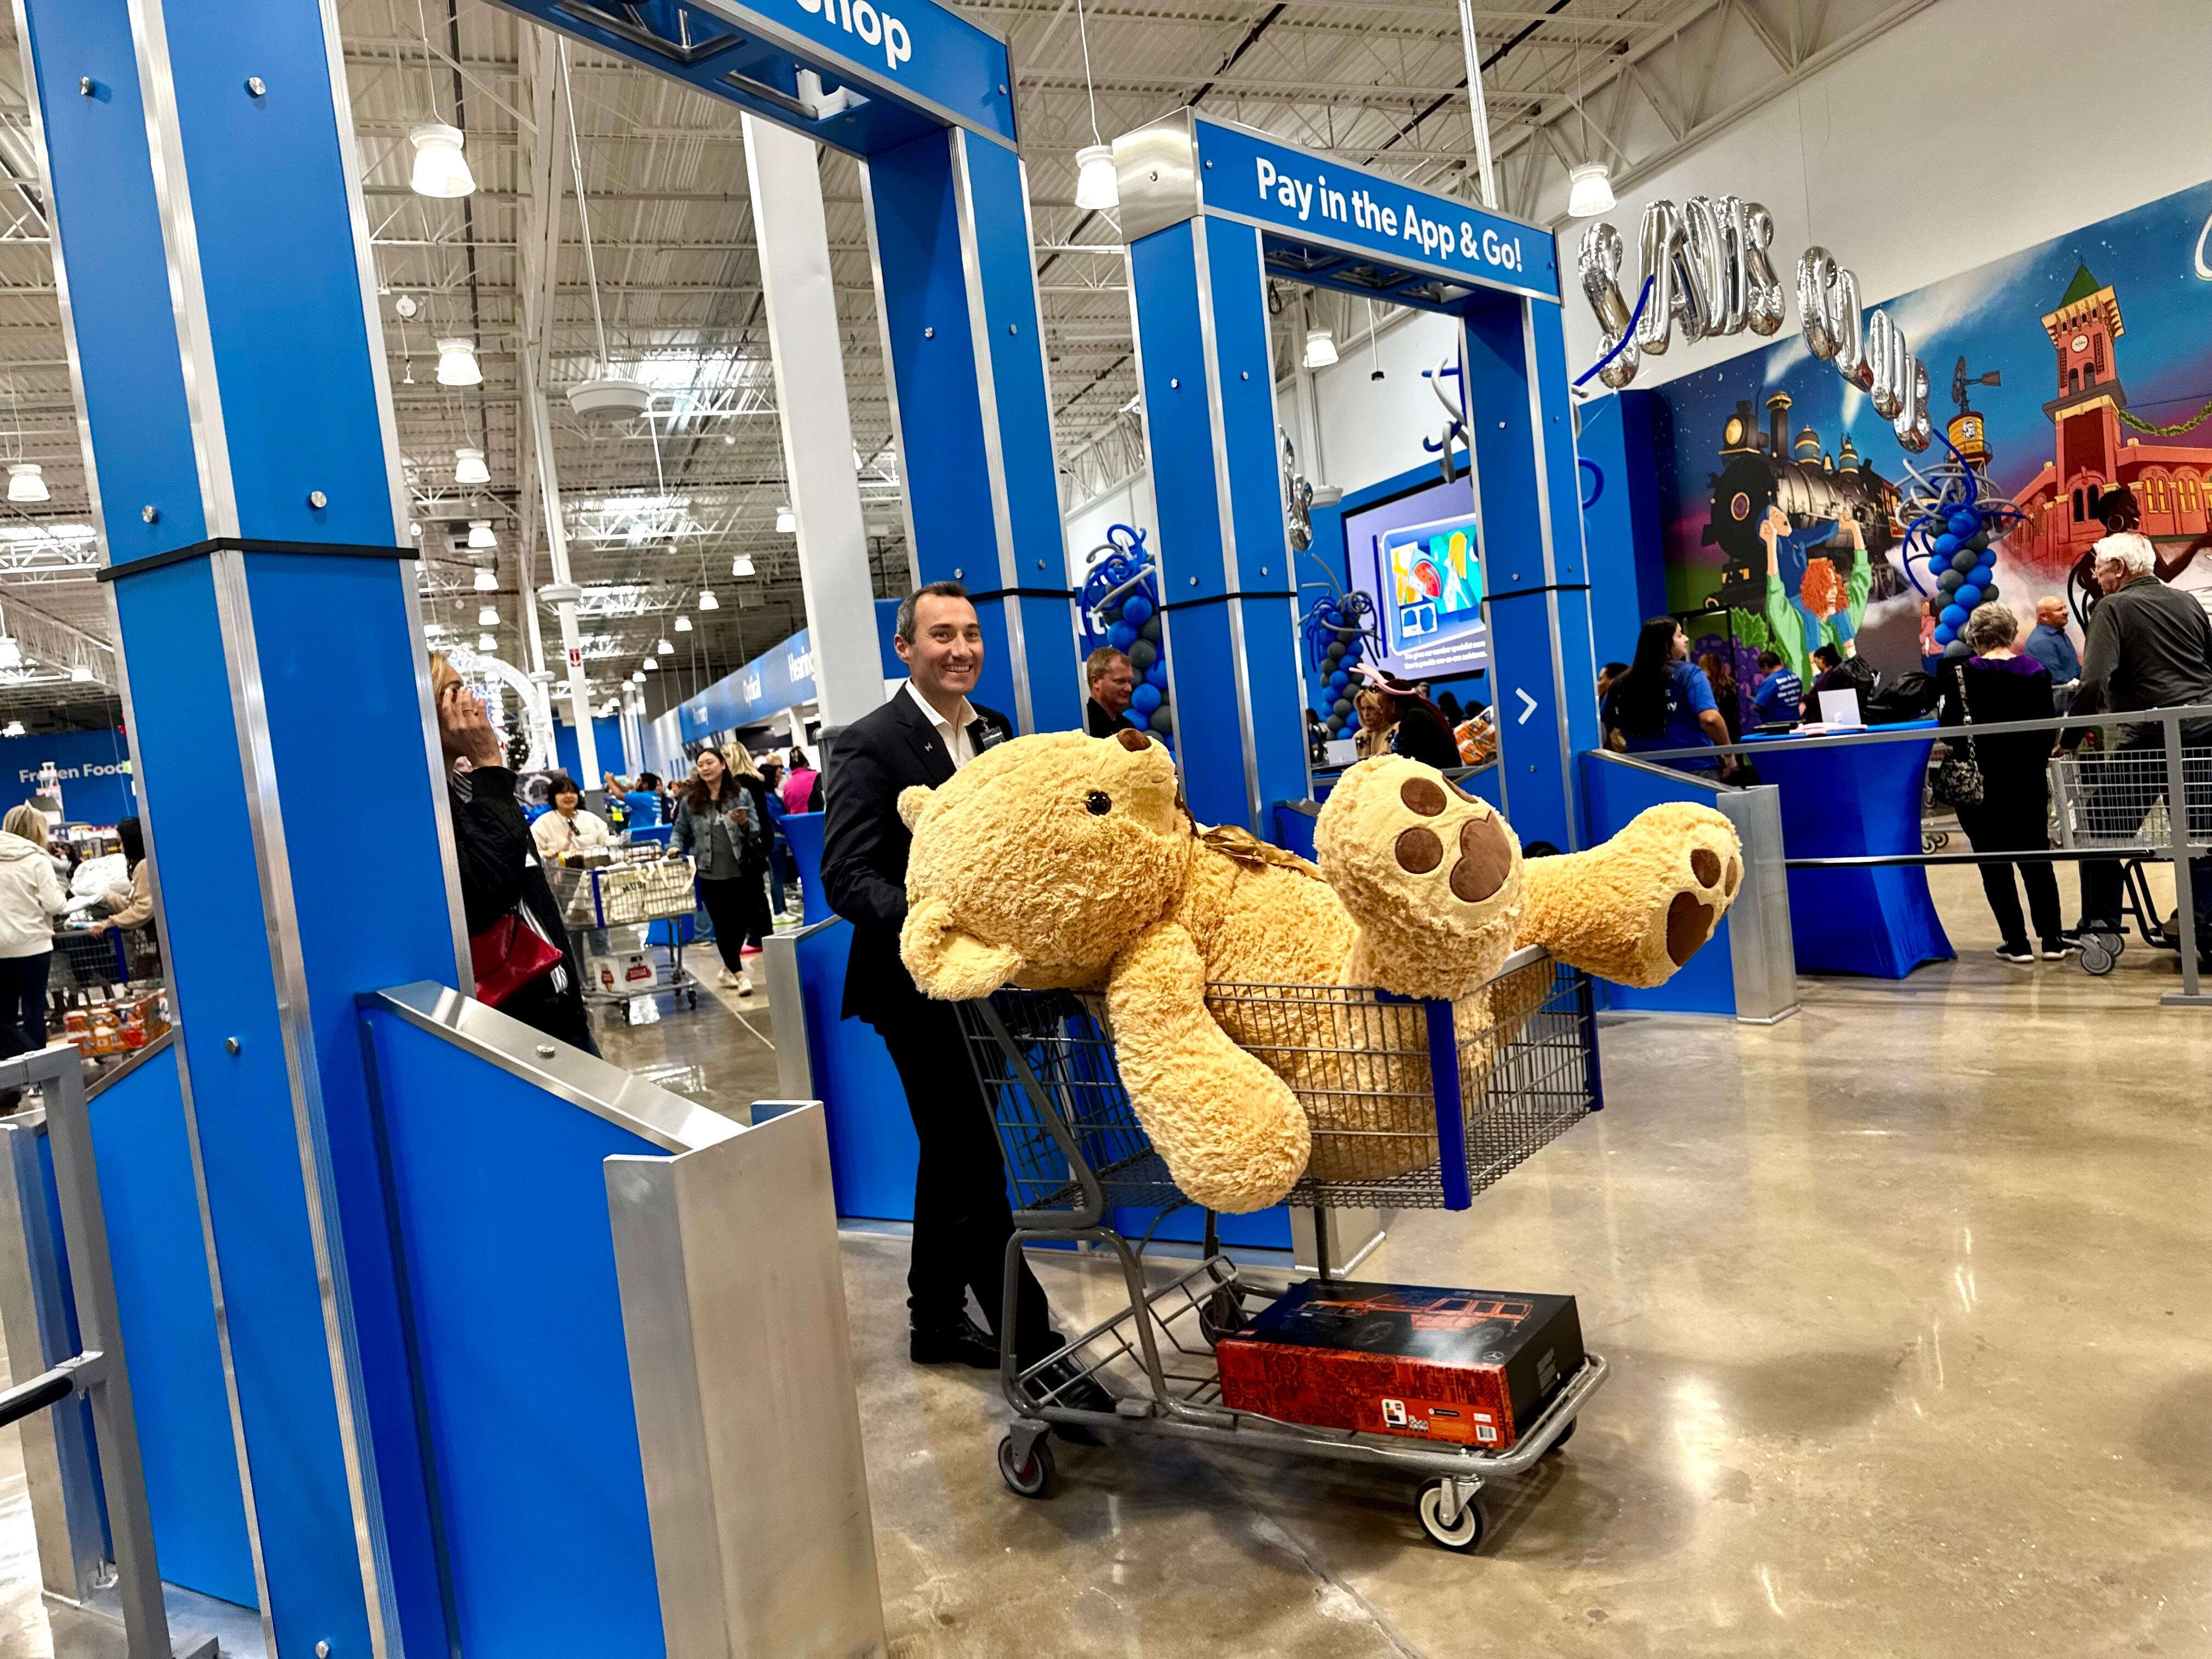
[49,923,167,1072]
[2049,744,2212,974]
[544,849,701,1012]
[957,944,1609,1553]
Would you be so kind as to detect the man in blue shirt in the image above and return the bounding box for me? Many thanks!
[2023,596,2083,712]
[623,771,664,827]
[1748,649,1802,726]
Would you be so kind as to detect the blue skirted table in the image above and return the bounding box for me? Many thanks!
[1743,721,1953,978]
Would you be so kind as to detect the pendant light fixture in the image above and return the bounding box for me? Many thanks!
[642,656,658,672]
[674,614,692,633]
[631,670,646,684]
[656,637,674,656]
[408,123,476,199]
[2,721,21,738]
[1071,0,1117,210]
[5,463,46,504]
[70,663,92,683]
[467,518,497,549]
[477,606,498,627]
[454,447,490,487]
[731,553,755,578]
[435,338,482,387]
[473,566,498,592]
[775,504,795,534]
[477,632,496,652]
[697,589,719,610]
[1565,163,1615,218]
[1302,327,1338,369]
[555,41,651,422]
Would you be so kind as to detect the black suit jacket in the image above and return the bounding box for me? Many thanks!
[821,687,1013,1025]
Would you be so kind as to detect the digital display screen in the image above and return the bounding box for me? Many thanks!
[1341,474,1488,678]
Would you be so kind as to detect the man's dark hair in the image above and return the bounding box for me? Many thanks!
[895,579,972,644]
[1757,650,1782,670]
[636,771,661,790]
[1599,662,1629,680]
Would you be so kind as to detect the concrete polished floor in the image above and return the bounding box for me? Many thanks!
[0,868,2207,1656]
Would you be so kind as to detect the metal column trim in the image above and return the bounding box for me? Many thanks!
[856,157,923,589]
[1014,150,1084,724]
[1123,238,1192,794]
[950,127,1034,734]
[1519,298,1578,848]
[1462,374,1510,824]
[125,0,239,539]
[98,573,280,1653]
[210,546,400,1657]
[399,560,476,990]
[1188,217,1263,829]
[1252,235,1315,807]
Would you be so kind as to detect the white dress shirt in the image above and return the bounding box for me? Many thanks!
[905,679,980,771]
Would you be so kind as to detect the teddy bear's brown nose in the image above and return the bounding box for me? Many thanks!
[1114,727,1150,752]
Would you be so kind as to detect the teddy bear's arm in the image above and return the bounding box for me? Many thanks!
[1515,803,1742,988]
[1103,920,1312,1215]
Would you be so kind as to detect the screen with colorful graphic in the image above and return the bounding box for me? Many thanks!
[1369,510,1487,676]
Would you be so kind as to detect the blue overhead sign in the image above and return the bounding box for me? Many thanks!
[1190,117,1558,302]
[493,0,1017,152]
[680,628,820,741]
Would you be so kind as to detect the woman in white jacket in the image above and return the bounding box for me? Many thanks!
[529,774,613,861]
[0,804,67,1058]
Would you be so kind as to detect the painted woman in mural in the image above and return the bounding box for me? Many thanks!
[1756,504,1873,686]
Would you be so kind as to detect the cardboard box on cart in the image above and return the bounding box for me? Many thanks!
[1214,1279,1584,1449]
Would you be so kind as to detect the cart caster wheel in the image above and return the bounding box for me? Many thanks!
[997,1433,1054,1498]
[1417,1480,1484,1552]
[2079,939,2115,975]
[2096,930,2125,958]
[1544,1416,1577,1455]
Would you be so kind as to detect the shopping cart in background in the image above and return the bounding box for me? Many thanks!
[957,945,1609,1553]
[49,923,168,1072]
[544,849,701,1015]
[2049,744,2212,974]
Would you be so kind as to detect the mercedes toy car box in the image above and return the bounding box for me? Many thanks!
[1214,1279,1582,1448]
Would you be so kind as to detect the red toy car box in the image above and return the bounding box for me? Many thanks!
[1214,1278,1582,1449]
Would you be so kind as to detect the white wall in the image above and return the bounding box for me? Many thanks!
[1281,308,1466,499]
[1062,471,1156,588]
[1556,0,2212,387]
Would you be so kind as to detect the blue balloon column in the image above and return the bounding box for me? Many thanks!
[1899,431,2029,661]
[1299,590,1379,741]
[1078,524,1175,748]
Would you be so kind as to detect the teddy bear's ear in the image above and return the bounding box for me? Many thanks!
[897,785,936,830]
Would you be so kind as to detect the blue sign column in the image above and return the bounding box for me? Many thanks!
[20,0,462,1650]
[1115,110,1596,847]
[863,129,1084,734]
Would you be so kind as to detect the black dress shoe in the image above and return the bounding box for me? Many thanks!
[1029,1349,1116,1418]
[909,1314,1003,1370]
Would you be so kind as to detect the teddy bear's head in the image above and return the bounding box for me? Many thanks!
[900,727,1193,998]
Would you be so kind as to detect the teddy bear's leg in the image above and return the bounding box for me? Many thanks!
[1105,919,1312,1213]
[1516,802,1741,988]
[1313,755,1525,1002]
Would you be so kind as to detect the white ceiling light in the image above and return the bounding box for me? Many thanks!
[467,518,497,549]
[5,464,46,505]
[435,338,483,387]
[477,633,496,652]
[454,447,489,487]
[731,553,755,578]
[656,637,674,656]
[1302,328,1338,370]
[2,721,20,738]
[631,670,646,684]
[674,614,692,632]
[473,567,497,592]
[408,122,476,199]
[477,606,498,627]
[0,636,22,671]
[70,663,92,683]
[697,589,719,611]
[409,521,423,539]
[642,656,658,672]
[1566,162,1615,218]
[567,378,653,421]
[1074,144,1118,211]
[775,504,796,534]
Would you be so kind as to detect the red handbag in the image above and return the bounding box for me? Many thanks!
[469,905,565,1007]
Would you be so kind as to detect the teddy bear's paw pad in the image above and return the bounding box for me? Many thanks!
[1391,776,1514,907]
[1661,829,1740,965]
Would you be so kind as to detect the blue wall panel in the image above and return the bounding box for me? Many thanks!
[1527,301,1601,763]
[0,730,137,825]
[1578,752,1736,1016]
[797,921,918,1222]
[358,1008,666,1655]
[554,717,626,783]
[89,1044,257,1607]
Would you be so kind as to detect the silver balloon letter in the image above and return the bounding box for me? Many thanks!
[1798,247,1838,361]
[1577,222,1641,390]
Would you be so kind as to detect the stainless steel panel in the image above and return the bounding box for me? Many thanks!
[607,1105,885,1658]
[1111,110,1199,242]
[1717,783,1801,1025]
[759,928,815,1103]
[1289,1205,1390,1278]
[366,982,741,1153]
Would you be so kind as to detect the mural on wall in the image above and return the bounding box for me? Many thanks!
[1651,177,2212,691]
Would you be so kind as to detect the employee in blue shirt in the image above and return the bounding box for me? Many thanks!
[2023,596,2083,712]
[1748,649,1802,727]
[623,771,664,827]
[1600,616,1735,775]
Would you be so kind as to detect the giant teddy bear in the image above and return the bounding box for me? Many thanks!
[896,727,1740,1212]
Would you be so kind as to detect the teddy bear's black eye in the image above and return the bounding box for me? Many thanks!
[1086,791,1112,815]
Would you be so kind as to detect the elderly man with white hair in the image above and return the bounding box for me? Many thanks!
[2065,524,2212,961]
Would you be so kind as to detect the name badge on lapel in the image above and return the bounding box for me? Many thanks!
[978,723,1007,751]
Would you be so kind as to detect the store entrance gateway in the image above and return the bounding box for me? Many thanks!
[1115,111,1599,850]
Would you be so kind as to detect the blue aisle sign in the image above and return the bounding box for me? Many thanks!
[493,0,1017,151]
[1192,117,1559,301]
[681,628,820,741]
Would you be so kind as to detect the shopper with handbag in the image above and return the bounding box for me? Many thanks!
[432,655,595,1053]
[1934,603,2064,966]
[669,747,764,996]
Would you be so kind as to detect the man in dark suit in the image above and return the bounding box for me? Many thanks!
[821,580,1059,1371]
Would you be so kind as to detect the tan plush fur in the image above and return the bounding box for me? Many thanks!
[900,733,1738,1212]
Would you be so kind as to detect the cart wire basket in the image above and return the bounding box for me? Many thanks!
[2049,747,2212,974]
[957,944,1609,1551]
[544,848,699,930]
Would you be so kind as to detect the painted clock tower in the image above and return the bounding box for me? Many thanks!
[2040,262,2128,496]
